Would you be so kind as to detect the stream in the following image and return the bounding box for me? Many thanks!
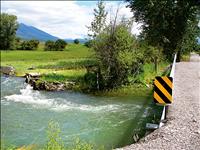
[1,76,162,149]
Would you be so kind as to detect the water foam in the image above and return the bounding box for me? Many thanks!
[4,85,121,112]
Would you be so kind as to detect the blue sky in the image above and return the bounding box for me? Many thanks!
[1,1,141,39]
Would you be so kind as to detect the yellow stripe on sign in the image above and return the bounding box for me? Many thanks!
[154,80,172,101]
[162,77,173,89]
[154,91,165,104]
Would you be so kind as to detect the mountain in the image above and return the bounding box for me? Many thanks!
[64,38,88,44]
[16,23,59,41]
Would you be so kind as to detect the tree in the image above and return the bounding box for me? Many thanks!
[180,12,200,54]
[54,39,67,51]
[45,40,55,51]
[93,21,144,88]
[126,0,199,61]
[0,13,18,50]
[87,0,108,39]
[20,40,39,50]
[74,39,79,44]
[84,40,93,48]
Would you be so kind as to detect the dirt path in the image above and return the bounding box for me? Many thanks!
[118,54,200,150]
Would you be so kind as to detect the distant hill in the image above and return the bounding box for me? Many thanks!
[17,23,88,43]
[64,38,88,44]
[16,23,59,41]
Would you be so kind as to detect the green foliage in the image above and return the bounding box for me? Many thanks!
[46,121,64,150]
[45,40,55,51]
[84,40,93,48]
[69,139,94,150]
[55,39,67,51]
[14,37,22,50]
[45,39,66,51]
[74,39,80,44]
[180,14,200,55]
[127,0,199,61]
[138,41,163,72]
[20,40,40,50]
[83,69,104,91]
[0,13,18,50]
[93,22,144,89]
[87,0,107,39]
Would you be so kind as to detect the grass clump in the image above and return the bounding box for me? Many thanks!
[45,121,64,150]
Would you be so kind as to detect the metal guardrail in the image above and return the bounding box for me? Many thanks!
[159,53,177,128]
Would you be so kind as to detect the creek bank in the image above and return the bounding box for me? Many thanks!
[25,73,76,91]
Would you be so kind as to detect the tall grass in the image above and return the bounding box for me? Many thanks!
[38,59,97,70]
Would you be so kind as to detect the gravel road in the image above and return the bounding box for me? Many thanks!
[117,54,200,150]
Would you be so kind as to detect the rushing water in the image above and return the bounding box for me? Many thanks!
[1,76,161,149]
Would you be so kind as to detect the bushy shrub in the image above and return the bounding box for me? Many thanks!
[54,39,67,51]
[74,39,80,44]
[45,39,67,51]
[44,40,55,51]
[20,39,39,50]
[84,40,93,48]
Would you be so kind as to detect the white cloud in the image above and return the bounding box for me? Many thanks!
[1,1,141,39]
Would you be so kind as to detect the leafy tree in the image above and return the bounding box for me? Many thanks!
[54,39,67,51]
[74,39,80,44]
[14,37,22,50]
[45,40,55,51]
[126,0,200,61]
[139,41,163,73]
[20,40,39,50]
[87,0,108,39]
[84,40,93,48]
[180,12,200,54]
[93,22,144,88]
[0,13,18,50]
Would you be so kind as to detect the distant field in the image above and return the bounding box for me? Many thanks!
[1,44,93,61]
[1,44,95,79]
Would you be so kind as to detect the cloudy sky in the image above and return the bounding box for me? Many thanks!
[1,1,141,39]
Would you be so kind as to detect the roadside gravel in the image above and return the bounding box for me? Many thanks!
[117,54,200,150]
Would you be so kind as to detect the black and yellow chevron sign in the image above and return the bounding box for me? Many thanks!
[154,76,173,105]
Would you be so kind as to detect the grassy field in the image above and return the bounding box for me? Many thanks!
[1,44,169,95]
[1,44,94,78]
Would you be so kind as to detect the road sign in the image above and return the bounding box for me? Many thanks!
[154,76,173,105]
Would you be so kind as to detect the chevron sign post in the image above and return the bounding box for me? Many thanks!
[153,76,173,105]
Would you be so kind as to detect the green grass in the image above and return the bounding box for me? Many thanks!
[41,69,86,82]
[1,44,94,77]
[142,62,170,84]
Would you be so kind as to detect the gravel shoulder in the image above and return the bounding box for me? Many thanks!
[118,54,200,150]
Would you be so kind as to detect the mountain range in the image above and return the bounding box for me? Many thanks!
[16,23,87,43]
